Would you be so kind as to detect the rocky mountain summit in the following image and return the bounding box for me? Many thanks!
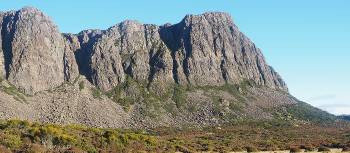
[0,7,334,128]
[1,7,286,95]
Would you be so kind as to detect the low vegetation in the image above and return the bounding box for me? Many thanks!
[286,101,337,123]
[91,88,102,99]
[0,82,27,103]
[0,119,157,152]
[0,119,349,152]
[78,81,84,91]
[318,146,331,152]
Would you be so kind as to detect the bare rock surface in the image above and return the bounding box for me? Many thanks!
[0,7,331,128]
[160,12,287,91]
[1,7,66,94]
[0,7,286,94]
[62,33,80,82]
[0,12,5,78]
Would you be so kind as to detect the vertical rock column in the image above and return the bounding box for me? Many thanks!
[0,12,5,78]
[1,7,66,94]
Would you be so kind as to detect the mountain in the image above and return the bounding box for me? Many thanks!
[339,115,350,121]
[0,7,335,128]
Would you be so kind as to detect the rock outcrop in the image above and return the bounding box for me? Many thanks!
[62,33,80,83]
[0,7,67,94]
[87,21,175,92]
[0,7,287,95]
[0,12,5,78]
[74,13,287,93]
[160,12,286,91]
[0,7,314,129]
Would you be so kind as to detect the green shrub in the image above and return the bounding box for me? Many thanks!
[91,88,102,99]
[53,134,77,146]
[0,85,27,103]
[79,81,84,91]
[176,145,194,153]
[0,132,22,149]
[172,85,186,108]
[300,144,316,151]
[229,101,244,112]
[65,146,85,153]
[246,146,259,152]
[103,130,120,144]
[6,119,30,128]
[318,146,331,152]
[114,97,134,111]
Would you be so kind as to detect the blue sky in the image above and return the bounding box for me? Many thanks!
[1,0,349,115]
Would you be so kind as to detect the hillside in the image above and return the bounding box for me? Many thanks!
[339,115,350,121]
[0,7,336,128]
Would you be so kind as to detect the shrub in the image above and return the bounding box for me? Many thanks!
[53,134,77,146]
[0,145,11,153]
[144,137,157,146]
[64,146,85,153]
[300,144,316,151]
[172,85,186,108]
[24,144,47,153]
[114,98,133,111]
[329,142,344,148]
[79,81,85,91]
[232,147,245,152]
[176,145,194,153]
[7,119,29,128]
[0,85,27,103]
[91,88,102,99]
[343,146,350,151]
[0,132,22,149]
[79,143,97,153]
[290,147,302,153]
[318,146,331,152]
[103,130,120,145]
[246,146,258,152]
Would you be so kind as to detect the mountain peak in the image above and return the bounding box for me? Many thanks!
[181,12,234,25]
[184,11,232,20]
[0,7,335,130]
[19,6,40,12]
[17,6,48,19]
[0,7,64,94]
[0,7,287,94]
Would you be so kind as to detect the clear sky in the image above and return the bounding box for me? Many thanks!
[1,0,349,115]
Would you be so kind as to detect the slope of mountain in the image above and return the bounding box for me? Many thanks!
[0,7,335,128]
[339,115,350,121]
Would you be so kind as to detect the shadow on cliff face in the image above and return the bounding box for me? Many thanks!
[74,30,103,83]
[1,11,19,79]
[159,21,193,85]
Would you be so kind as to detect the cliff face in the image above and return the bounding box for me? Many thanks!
[0,7,308,128]
[0,7,79,94]
[1,7,286,95]
[75,12,287,94]
[160,12,286,90]
[84,21,175,92]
